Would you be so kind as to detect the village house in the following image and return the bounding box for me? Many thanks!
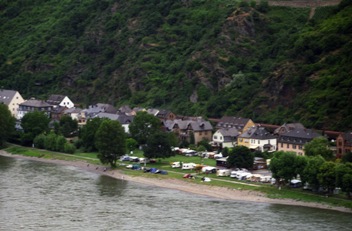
[156,109,176,121]
[51,105,67,121]
[0,89,25,119]
[84,103,117,119]
[275,123,321,155]
[164,119,213,144]
[93,112,134,133]
[46,94,74,109]
[212,127,240,149]
[64,107,86,126]
[215,116,255,133]
[237,126,277,152]
[336,132,352,158]
[18,99,53,119]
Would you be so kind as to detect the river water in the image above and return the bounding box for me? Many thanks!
[0,155,351,231]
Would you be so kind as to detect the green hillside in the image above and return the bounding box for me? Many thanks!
[0,0,351,130]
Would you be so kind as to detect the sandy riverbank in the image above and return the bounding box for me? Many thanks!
[1,151,351,213]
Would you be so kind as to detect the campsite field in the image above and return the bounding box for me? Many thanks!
[3,145,352,210]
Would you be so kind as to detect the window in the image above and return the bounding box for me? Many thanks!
[280,143,283,148]
[214,136,218,139]
[287,144,290,148]
[220,136,222,140]
[299,145,303,150]
[293,145,296,149]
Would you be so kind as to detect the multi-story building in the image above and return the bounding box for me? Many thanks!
[0,89,25,119]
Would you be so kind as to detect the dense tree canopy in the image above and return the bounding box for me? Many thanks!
[317,161,337,195]
[21,111,50,146]
[304,137,333,160]
[0,104,15,147]
[129,111,161,145]
[59,115,78,137]
[227,146,254,169]
[301,155,325,191]
[269,151,299,184]
[79,117,104,152]
[95,120,126,167]
[143,131,174,159]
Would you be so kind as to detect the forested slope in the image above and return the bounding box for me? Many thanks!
[0,0,351,130]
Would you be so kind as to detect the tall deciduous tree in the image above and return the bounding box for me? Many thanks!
[336,163,352,198]
[59,115,78,137]
[129,111,161,145]
[95,120,126,167]
[143,131,174,159]
[0,104,15,147]
[227,146,254,169]
[301,155,325,191]
[317,161,336,195]
[79,117,104,151]
[21,111,50,146]
[269,151,298,185]
[304,137,333,160]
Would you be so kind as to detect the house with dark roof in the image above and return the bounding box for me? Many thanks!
[336,132,352,158]
[47,94,74,108]
[0,89,25,119]
[277,127,321,156]
[156,109,176,121]
[216,116,255,133]
[212,127,240,148]
[84,103,117,118]
[238,126,277,152]
[164,119,213,144]
[18,99,53,119]
[94,112,134,133]
[274,123,306,135]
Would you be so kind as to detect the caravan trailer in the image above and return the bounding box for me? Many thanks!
[217,169,231,177]
[182,163,196,170]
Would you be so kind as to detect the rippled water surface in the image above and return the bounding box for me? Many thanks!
[0,155,351,231]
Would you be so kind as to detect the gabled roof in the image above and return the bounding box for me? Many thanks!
[64,107,82,114]
[278,128,321,145]
[239,126,275,140]
[156,109,172,118]
[164,119,213,131]
[274,122,305,135]
[147,108,159,116]
[216,116,251,130]
[20,99,52,108]
[47,94,66,105]
[118,105,132,114]
[94,112,134,124]
[0,89,17,105]
[216,127,240,137]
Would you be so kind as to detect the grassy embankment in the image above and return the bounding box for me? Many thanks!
[3,145,352,210]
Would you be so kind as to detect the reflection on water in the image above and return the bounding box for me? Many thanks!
[0,155,351,231]
[96,175,127,197]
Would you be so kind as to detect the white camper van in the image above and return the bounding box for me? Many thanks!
[171,162,181,168]
[182,163,196,170]
[216,169,231,177]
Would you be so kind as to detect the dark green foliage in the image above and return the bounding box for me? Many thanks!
[143,131,174,159]
[129,111,161,145]
[59,115,78,137]
[227,146,254,169]
[0,104,15,147]
[301,155,325,191]
[79,117,104,152]
[21,111,50,146]
[342,152,352,163]
[269,151,300,184]
[0,1,351,130]
[95,120,126,167]
[303,137,334,160]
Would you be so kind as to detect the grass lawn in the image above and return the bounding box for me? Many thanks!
[3,144,352,210]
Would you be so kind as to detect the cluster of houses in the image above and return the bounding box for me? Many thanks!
[1,89,351,159]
